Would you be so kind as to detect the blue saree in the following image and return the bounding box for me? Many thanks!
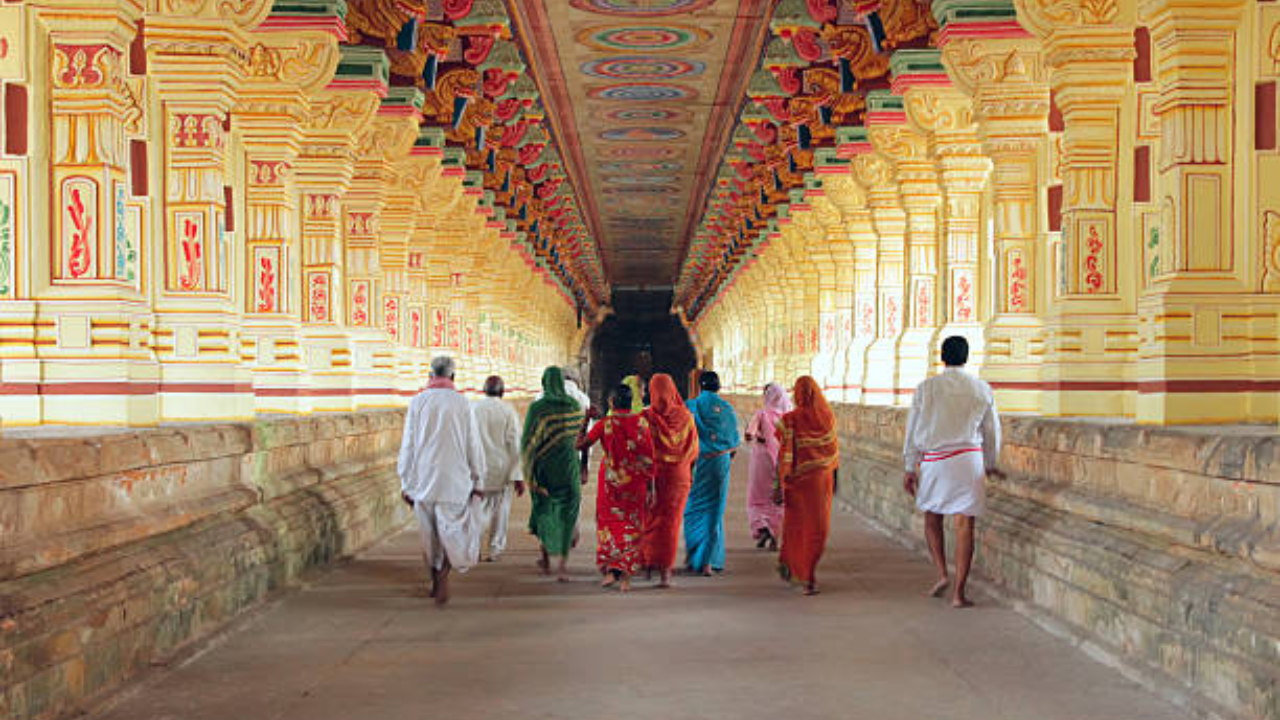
[683,390,740,572]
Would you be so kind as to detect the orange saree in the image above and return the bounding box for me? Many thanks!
[776,377,840,585]
[641,374,698,572]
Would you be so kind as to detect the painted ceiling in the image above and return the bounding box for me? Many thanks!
[510,0,773,287]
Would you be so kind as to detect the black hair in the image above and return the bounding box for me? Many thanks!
[483,375,504,397]
[612,383,633,410]
[699,370,721,393]
[941,336,969,367]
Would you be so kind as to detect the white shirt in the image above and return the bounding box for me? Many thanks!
[471,395,523,491]
[537,379,592,410]
[903,367,1001,472]
[565,380,591,410]
[398,386,486,505]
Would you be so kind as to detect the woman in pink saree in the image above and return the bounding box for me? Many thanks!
[744,383,791,549]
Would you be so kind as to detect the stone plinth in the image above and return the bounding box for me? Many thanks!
[0,411,411,720]
[727,395,1280,720]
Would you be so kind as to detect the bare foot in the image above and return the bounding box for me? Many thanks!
[536,552,550,576]
[804,583,820,596]
[601,574,617,588]
[434,574,450,607]
[952,596,974,609]
[618,577,631,593]
[557,574,571,583]
[927,578,950,598]
[657,570,672,589]
[700,567,713,577]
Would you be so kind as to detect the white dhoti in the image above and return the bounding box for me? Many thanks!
[414,498,481,573]
[917,447,986,517]
[477,486,513,559]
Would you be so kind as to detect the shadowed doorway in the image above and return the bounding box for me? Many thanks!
[589,289,698,406]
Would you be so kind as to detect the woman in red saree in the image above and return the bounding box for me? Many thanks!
[774,376,840,596]
[641,373,698,588]
[577,382,656,592]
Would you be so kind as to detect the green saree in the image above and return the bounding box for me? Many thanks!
[521,367,584,557]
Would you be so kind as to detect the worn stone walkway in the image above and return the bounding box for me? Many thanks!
[88,458,1190,720]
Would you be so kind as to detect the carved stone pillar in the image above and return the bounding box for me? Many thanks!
[813,193,853,396]
[14,1,152,426]
[938,3,1051,414]
[853,128,908,406]
[1016,0,1139,417]
[346,90,418,409]
[1137,0,1252,423]
[145,2,273,423]
[894,54,992,382]
[295,46,386,413]
[236,14,343,414]
[865,97,942,395]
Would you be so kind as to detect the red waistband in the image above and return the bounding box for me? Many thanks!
[921,447,981,463]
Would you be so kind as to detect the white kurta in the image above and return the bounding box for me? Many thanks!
[397,387,486,571]
[471,395,523,559]
[903,367,1001,516]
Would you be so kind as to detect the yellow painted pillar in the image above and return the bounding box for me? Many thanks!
[145,4,272,424]
[295,73,383,413]
[865,95,942,395]
[894,56,993,381]
[345,100,418,409]
[1137,0,1262,423]
[853,149,908,406]
[938,17,1051,414]
[235,25,343,414]
[1015,0,1140,418]
[9,1,152,427]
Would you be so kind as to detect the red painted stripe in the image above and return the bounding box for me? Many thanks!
[922,447,981,463]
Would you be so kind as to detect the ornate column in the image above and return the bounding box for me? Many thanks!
[894,53,992,377]
[13,1,151,426]
[938,0,1051,414]
[345,87,419,409]
[819,155,873,403]
[295,46,386,413]
[1137,0,1252,423]
[235,8,343,414]
[1015,0,1139,417]
[864,94,942,394]
[146,1,273,423]
[853,124,909,406]
[813,192,853,396]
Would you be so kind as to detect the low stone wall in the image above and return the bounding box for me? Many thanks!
[727,395,1280,720]
[0,411,411,720]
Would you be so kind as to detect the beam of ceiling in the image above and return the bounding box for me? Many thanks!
[509,0,772,288]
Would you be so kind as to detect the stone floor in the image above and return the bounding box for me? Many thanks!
[87,458,1191,720]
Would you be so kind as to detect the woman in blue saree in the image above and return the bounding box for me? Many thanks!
[683,371,740,575]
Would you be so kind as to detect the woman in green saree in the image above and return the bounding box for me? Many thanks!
[521,366,586,581]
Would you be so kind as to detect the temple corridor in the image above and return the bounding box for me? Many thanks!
[3,0,1280,719]
[83,461,1190,720]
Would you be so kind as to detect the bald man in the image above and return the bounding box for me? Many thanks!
[472,375,525,561]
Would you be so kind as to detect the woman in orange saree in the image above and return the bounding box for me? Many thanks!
[642,373,698,588]
[775,376,840,596]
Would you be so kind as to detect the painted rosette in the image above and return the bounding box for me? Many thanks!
[587,82,697,101]
[578,24,712,52]
[569,0,715,16]
[599,127,686,142]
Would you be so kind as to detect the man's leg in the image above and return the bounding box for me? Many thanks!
[434,555,452,606]
[952,515,975,608]
[924,511,949,597]
[414,501,443,597]
[490,486,512,560]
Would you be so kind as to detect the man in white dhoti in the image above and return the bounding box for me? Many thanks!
[398,356,486,606]
[472,375,525,561]
[903,336,1003,608]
